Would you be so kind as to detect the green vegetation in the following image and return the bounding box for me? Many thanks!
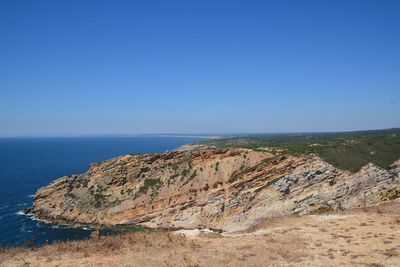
[86,184,108,208]
[181,168,190,178]
[168,173,179,186]
[74,177,89,189]
[189,170,197,180]
[96,185,105,193]
[137,178,163,196]
[201,128,400,172]
[169,173,179,180]
[261,158,273,164]
[182,170,198,186]
[93,192,106,208]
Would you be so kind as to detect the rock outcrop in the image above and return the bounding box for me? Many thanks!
[27,148,400,232]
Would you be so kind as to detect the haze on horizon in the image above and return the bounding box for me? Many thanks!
[1,0,399,137]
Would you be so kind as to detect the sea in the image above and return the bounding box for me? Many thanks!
[0,136,204,247]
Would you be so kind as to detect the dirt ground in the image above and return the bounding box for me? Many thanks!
[1,200,399,267]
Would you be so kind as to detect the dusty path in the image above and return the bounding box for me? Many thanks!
[1,201,400,267]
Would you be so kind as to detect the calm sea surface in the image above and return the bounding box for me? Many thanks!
[0,136,203,247]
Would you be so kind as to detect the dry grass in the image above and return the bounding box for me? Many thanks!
[2,201,400,267]
[0,232,193,266]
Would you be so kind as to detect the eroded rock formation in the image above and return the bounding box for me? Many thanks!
[27,148,400,231]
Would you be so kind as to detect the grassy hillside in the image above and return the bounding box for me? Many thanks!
[201,129,400,172]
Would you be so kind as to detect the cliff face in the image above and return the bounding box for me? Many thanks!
[28,148,400,231]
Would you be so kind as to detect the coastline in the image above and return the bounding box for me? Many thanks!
[0,136,206,248]
[22,139,204,230]
[13,130,400,250]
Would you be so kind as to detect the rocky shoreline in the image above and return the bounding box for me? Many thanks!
[28,147,400,232]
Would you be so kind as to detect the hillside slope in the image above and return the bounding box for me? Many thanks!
[27,148,400,231]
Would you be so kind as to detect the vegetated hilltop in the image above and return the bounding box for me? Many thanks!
[27,129,400,232]
[200,128,400,172]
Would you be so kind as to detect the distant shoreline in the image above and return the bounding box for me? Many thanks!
[0,135,222,139]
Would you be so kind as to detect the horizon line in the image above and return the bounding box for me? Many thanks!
[0,127,399,139]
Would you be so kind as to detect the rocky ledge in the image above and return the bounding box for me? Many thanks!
[27,148,400,232]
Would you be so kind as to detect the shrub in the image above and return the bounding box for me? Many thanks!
[182,170,197,186]
[93,193,105,208]
[189,170,197,180]
[137,178,163,195]
[181,169,189,178]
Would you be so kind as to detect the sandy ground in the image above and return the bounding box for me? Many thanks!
[1,201,400,267]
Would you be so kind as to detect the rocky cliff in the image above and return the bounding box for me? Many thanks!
[27,148,400,231]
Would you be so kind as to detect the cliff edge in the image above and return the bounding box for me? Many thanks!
[27,148,400,231]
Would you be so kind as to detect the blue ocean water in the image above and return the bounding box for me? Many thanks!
[0,136,202,247]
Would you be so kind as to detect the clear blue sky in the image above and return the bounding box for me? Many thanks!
[1,0,399,136]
